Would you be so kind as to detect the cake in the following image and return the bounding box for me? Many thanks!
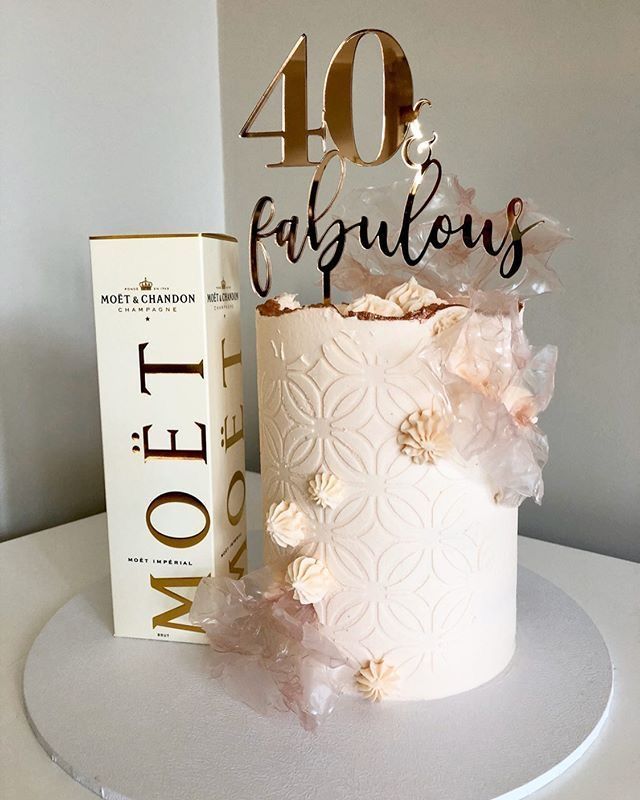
[193,262,558,731]
[191,268,556,727]
[255,283,523,702]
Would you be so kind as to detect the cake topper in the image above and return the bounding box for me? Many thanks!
[241,31,561,303]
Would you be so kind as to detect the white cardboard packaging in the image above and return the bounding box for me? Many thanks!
[90,233,247,643]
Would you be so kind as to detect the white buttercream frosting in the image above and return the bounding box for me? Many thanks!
[256,304,519,701]
[385,276,439,313]
[346,294,404,317]
[265,501,310,548]
[286,556,333,604]
[398,408,452,464]
[355,659,399,702]
[274,293,301,311]
[308,472,344,509]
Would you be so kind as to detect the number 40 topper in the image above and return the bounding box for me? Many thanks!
[241,30,540,304]
[241,30,418,168]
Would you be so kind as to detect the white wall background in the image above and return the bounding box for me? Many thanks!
[217,0,640,561]
[2,1,639,561]
[0,0,225,540]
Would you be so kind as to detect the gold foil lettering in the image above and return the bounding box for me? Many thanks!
[146,491,210,549]
[228,539,247,579]
[142,423,207,463]
[150,575,202,632]
[138,342,204,395]
[221,340,242,388]
[222,406,244,452]
[226,470,246,526]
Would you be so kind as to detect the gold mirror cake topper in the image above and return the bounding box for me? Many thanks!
[241,30,539,303]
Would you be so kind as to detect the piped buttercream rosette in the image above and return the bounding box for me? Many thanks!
[274,292,301,311]
[398,405,452,465]
[308,472,344,509]
[346,293,404,317]
[265,500,311,549]
[385,276,439,312]
[285,556,333,605]
[355,658,399,702]
[344,277,446,318]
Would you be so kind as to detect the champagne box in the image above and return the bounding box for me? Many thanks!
[90,233,247,643]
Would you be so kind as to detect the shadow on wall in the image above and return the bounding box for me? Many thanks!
[0,316,105,541]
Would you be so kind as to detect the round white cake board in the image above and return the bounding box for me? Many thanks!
[23,566,612,800]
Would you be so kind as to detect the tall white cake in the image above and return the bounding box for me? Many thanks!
[256,295,518,701]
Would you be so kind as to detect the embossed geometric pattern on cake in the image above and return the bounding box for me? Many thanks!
[257,305,517,700]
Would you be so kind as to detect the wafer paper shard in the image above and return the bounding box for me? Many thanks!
[191,563,350,731]
[420,291,557,505]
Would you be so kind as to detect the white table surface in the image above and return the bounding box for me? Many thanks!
[1,472,639,800]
